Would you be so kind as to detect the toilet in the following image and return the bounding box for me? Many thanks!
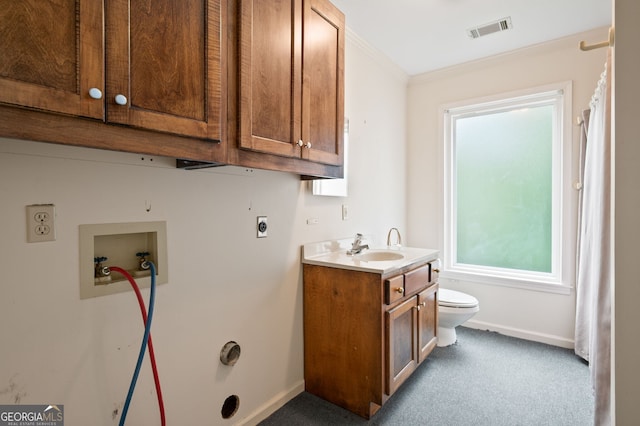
[437,288,480,347]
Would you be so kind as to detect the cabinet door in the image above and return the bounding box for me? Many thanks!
[239,0,302,158]
[386,296,418,395]
[300,0,344,166]
[239,0,344,166]
[106,0,223,140]
[0,0,104,119]
[418,284,438,363]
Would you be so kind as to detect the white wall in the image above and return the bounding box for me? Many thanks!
[0,32,408,425]
[406,28,609,347]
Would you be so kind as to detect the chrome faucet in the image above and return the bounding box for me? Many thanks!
[387,227,402,247]
[347,233,369,255]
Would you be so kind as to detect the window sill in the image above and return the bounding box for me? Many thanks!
[439,270,573,295]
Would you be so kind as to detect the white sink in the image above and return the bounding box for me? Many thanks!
[302,239,439,274]
[356,250,405,262]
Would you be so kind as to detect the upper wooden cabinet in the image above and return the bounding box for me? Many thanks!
[239,0,344,166]
[0,0,223,142]
[106,0,223,141]
[0,0,344,176]
[0,0,104,119]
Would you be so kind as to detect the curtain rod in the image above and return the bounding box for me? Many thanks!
[579,27,614,51]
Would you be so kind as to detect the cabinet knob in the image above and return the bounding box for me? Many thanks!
[395,287,404,294]
[305,142,312,149]
[114,94,128,106]
[432,268,440,273]
[297,139,304,147]
[88,88,103,100]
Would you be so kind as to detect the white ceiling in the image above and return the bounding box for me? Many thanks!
[329,0,612,76]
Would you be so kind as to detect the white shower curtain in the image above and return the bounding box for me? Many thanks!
[574,50,612,426]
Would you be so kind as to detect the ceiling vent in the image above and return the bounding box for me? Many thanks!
[467,17,513,39]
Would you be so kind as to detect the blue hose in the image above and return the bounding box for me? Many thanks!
[119,262,156,426]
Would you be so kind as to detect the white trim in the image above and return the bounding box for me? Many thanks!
[441,81,575,291]
[440,81,572,114]
[440,273,572,295]
[462,321,575,349]
[409,27,610,85]
[345,27,409,84]
[238,380,305,425]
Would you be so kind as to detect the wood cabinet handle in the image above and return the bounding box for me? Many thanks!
[395,287,404,294]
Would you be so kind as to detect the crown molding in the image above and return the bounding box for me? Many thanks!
[345,26,409,84]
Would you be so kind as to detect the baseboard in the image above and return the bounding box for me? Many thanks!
[463,320,575,349]
[234,321,574,424]
[237,380,305,425]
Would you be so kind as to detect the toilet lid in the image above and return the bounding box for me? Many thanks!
[439,288,479,308]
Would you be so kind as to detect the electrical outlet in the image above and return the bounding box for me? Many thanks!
[26,204,56,243]
[257,216,268,238]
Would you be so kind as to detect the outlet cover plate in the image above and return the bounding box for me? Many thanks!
[257,216,268,238]
[26,204,56,242]
[342,204,349,221]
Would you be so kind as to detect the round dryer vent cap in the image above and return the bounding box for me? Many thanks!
[220,341,241,366]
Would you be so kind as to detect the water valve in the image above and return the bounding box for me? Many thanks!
[136,251,151,271]
[94,256,111,285]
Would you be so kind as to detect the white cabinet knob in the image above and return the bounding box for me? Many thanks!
[305,142,312,149]
[114,94,128,106]
[88,88,103,99]
[297,139,304,147]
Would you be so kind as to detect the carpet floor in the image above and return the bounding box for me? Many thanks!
[259,327,594,425]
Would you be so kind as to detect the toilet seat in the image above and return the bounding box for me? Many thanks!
[438,288,479,308]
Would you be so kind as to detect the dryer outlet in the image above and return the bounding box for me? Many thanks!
[257,216,268,238]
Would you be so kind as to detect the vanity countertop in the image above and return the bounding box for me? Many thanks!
[302,238,439,274]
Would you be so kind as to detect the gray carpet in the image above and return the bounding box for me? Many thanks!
[259,327,594,425]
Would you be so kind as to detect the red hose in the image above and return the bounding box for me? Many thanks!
[110,267,166,426]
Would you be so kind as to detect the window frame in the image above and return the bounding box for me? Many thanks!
[441,82,574,294]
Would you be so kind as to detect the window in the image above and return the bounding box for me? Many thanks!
[442,83,573,293]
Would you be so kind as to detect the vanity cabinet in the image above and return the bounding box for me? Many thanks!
[387,282,438,395]
[303,261,438,419]
[0,0,224,142]
[238,0,344,166]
